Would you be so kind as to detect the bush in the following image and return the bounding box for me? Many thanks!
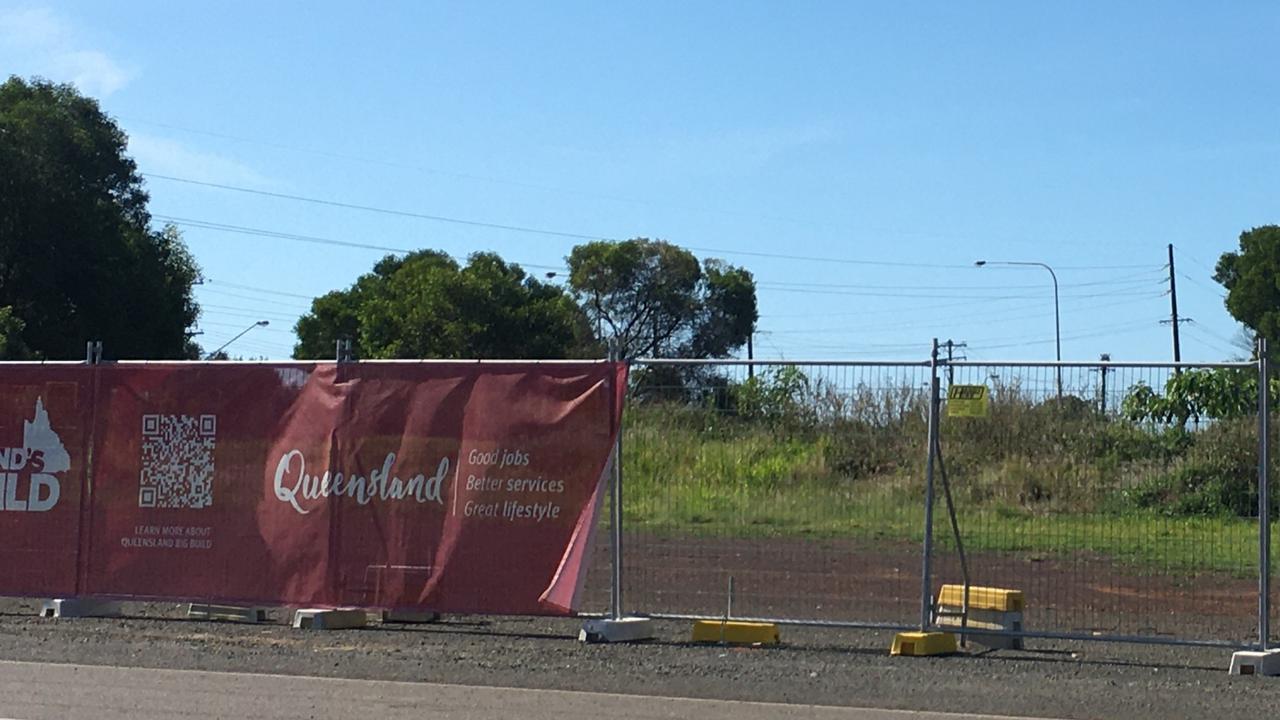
[627,374,1273,519]
[1124,419,1265,516]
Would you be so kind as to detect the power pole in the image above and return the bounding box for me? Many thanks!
[1098,353,1111,415]
[747,332,755,380]
[1163,243,1189,370]
[942,339,967,386]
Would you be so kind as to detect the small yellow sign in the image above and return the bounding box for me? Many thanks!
[947,384,989,417]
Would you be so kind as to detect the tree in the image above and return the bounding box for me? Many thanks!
[1214,225,1280,353]
[293,250,597,360]
[566,239,758,359]
[1122,368,1272,425]
[0,76,201,359]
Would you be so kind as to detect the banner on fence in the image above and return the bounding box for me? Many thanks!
[0,361,624,616]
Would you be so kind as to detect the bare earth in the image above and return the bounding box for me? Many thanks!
[588,532,1260,643]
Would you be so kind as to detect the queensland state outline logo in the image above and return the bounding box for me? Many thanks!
[0,397,70,512]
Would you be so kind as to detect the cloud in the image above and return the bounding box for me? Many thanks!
[127,133,273,188]
[0,6,132,96]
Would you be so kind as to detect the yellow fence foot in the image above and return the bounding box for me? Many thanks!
[890,631,957,656]
[691,620,780,645]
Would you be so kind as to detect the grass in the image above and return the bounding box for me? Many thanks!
[620,402,1268,577]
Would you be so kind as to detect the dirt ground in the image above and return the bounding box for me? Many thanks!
[584,532,1262,644]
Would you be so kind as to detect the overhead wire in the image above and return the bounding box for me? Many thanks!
[159,214,569,272]
[147,176,1161,272]
[127,116,1199,265]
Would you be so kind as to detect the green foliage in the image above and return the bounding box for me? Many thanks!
[0,306,28,359]
[0,77,201,359]
[293,250,597,359]
[624,390,1267,573]
[1215,225,1280,349]
[628,372,1275,523]
[1124,419,1263,516]
[733,366,817,427]
[1122,368,1275,424]
[566,238,757,359]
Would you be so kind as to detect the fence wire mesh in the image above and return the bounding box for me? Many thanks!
[585,360,932,626]
[579,353,1273,649]
[936,360,1261,645]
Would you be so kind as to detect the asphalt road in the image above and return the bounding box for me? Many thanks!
[0,660,1047,720]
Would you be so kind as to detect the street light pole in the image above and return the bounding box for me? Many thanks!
[205,320,269,360]
[975,260,1062,397]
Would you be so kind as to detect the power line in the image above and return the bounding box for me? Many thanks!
[205,278,316,300]
[1181,324,1241,359]
[762,294,1163,336]
[1177,272,1227,298]
[158,215,568,271]
[756,283,1163,301]
[753,276,1162,294]
[150,177,1154,272]
[971,319,1159,351]
[196,318,294,334]
[148,175,606,240]
[1185,319,1246,348]
[198,288,314,310]
[199,303,304,321]
[125,116,1196,265]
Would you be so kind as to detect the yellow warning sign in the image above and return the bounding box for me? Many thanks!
[947,384,989,417]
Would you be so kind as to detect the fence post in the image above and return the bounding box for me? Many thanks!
[579,343,652,642]
[1260,337,1271,651]
[920,339,940,631]
[609,341,624,621]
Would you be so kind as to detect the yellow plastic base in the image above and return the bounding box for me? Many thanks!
[937,585,1024,612]
[691,620,780,645]
[890,631,957,656]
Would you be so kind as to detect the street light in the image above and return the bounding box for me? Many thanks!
[205,320,269,360]
[975,260,1062,397]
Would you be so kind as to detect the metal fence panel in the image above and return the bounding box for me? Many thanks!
[936,360,1261,646]
[595,359,932,627]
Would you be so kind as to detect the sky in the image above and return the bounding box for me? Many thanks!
[1,1,1277,363]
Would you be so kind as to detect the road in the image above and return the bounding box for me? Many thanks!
[0,660,1045,720]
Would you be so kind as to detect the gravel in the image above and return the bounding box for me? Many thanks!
[1,599,1279,718]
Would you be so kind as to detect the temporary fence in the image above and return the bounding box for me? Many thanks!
[590,341,1273,650]
[0,340,1273,652]
[0,358,624,616]
[936,358,1263,648]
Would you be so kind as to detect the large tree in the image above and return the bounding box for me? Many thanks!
[1214,225,1280,352]
[0,76,201,359]
[293,250,597,360]
[566,238,758,359]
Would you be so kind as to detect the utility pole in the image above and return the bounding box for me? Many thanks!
[1165,243,1185,370]
[1098,353,1111,415]
[747,332,755,380]
[942,339,966,386]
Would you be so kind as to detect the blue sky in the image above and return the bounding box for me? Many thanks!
[2,1,1276,362]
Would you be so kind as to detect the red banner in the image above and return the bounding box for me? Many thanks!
[0,361,623,615]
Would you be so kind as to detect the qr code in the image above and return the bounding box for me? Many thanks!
[139,414,216,509]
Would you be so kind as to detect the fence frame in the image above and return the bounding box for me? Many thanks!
[0,342,1271,650]
[620,348,1271,650]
